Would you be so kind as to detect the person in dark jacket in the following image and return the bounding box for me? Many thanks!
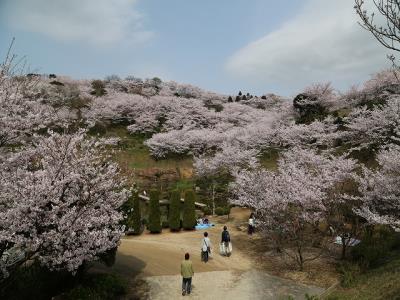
[221,226,231,257]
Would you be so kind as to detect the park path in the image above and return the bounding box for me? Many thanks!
[100,208,324,299]
[145,270,323,300]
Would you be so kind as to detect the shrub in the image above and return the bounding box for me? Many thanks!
[337,261,361,288]
[202,206,212,216]
[148,190,161,233]
[183,190,196,230]
[90,80,106,97]
[162,221,169,229]
[223,206,231,215]
[351,226,400,269]
[215,207,225,216]
[63,273,127,300]
[169,190,181,231]
[98,246,117,267]
[132,192,142,235]
[0,262,74,300]
[121,191,141,235]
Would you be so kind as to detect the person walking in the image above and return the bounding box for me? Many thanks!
[201,232,211,262]
[248,213,255,235]
[221,226,231,257]
[181,253,194,296]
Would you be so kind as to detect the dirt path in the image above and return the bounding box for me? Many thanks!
[101,208,324,299]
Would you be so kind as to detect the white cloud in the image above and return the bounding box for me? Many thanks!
[1,0,153,46]
[226,0,389,93]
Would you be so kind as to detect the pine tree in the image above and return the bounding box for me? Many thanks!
[148,189,162,233]
[169,190,181,231]
[183,190,196,230]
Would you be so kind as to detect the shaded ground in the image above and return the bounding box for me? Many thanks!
[98,208,327,299]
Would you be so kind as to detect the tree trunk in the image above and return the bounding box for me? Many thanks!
[341,235,347,260]
[211,182,215,215]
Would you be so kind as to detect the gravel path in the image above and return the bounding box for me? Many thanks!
[145,270,324,300]
[97,208,326,299]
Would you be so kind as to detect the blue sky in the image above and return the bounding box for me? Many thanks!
[0,0,389,96]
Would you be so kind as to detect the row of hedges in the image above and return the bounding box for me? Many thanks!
[147,189,197,233]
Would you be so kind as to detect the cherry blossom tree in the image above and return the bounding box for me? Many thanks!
[354,145,400,229]
[231,147,356,270]
[0,130,129,279]
[194,144,259,214]
[0,41,53,148]
[341,97,400,150]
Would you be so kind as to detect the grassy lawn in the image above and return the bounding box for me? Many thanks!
[103,125,193,171]
[325,254,400,300]
[259,148,280,170]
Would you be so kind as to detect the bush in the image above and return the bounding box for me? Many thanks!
[202,206,212,216]
[90,80,106,97]
[337,261,361,287]
[132,192,142,235]
[162,221,169,228]
[183,190,196,230]
[63,273,127,300]
[98,246,117,267]
[215,207,225,216]
[350,226,400,269]
[148,190,161,233]
[169,190,181,231]
[121,191,142,235]
[0,262,74,300]
[223,206,231,215]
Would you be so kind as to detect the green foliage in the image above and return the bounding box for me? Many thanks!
[183,190,196,230]
[90,80,106,97]
[327,252,400,299]
[98,246,117,267]
[62,273,127,300]
[215,206,230,216]
[351,226,400,269]
[0,262,74,300]
[337,261,361,288]
[169,190,181,231]
[293,94,328,124]
[131,192,142,235]
[215,207,225,216]
[121,191,142,235]
[305,294,319,300]
[224,206,231,215]
[162,221,169,228]
[202,206,212,215]
[148,189,162,233]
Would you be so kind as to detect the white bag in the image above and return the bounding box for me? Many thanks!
[219,243,225,255]
[228,242,233,253]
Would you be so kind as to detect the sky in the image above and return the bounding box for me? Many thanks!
[0,0,391,97]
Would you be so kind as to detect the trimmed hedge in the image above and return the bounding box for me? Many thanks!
[124,191,141,235]
[132,192,142,235]
[148,190,161,233]
[183,190,196,230]
[169,190,181,231]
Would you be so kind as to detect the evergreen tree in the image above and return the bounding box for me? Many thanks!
[169,190,181,231]
[148,189,161,233]
[183,190,196,230]
[228,96,233,102]
[132,192,142,235]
